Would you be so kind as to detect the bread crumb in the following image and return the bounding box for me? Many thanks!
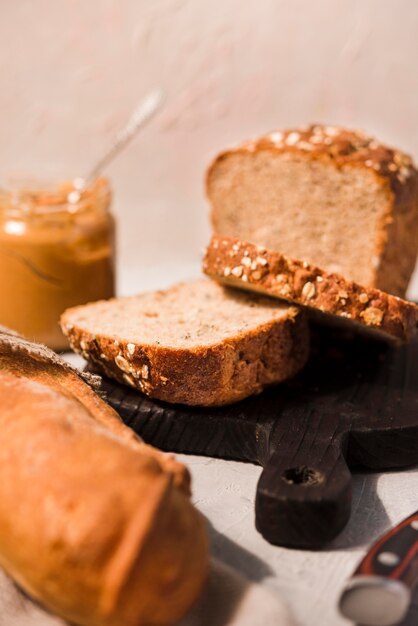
[280,284,292,296]
[302,282,316,299]
[359,293,369,304]
[115,355,131,373]
[231,266,243,277]
[286,132,300,145]
[123,373,136,387]
[127,343,136,356]
[361,307,384,326]
[270,131,283,144]
[223,267,231,277]
[324,126,339,136]
[241,256,252,267]
[298,141,314,151]
[141,364,149,380]
[337,290,349,301]
[255,256,268,267]
[252,270,262,280]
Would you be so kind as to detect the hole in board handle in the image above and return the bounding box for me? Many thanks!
[282,466,323,486]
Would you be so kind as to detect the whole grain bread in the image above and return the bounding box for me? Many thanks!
[60,279,310,406]
[207,124,418,297]
[0,327,208,626]
[203,235,418,343]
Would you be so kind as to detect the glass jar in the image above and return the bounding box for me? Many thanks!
[0,176,116,350]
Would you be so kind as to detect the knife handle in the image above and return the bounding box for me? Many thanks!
[340,510,418,626]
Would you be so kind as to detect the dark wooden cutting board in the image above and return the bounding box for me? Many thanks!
[97,327,418,550]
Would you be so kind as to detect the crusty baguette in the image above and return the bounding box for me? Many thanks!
[207,124,418,297]
[60,279,310,406]
[203,235,418,343]
[0,327,208,626]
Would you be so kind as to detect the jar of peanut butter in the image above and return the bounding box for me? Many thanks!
[0,177,115,350]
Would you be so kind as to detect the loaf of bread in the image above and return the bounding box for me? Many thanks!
[207,124,418,298]
[60,279,310,406]
[203,235,418,343]
[0,326,208,626]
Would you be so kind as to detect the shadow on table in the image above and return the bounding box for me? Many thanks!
[329,472,391,550]
[207,522,274,581]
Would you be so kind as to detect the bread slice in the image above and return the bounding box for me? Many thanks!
[61,279,309,407]
[203,235,418,343]
[207,124,418,297]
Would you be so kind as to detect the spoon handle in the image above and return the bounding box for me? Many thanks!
[85,88,164,185]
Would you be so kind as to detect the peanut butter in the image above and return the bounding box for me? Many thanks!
[0,177,115,350]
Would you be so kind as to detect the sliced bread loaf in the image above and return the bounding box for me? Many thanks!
[203,235,418,343]
[60,279,309,406]
[207,124,418,297]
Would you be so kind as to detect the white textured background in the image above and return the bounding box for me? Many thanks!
[1,0,418,296]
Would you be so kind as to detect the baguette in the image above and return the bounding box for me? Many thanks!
[0,327,208,626]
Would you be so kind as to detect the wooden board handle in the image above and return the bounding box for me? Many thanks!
[256,435,352,548]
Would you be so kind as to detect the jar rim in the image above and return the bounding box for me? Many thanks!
[0,176,111,216]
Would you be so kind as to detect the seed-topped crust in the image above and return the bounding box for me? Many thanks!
[203,235,418,343]
[207,124,418,298]
[61,280,310,406]
[210,124,417,191]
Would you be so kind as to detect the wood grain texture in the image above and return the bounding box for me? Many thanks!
[97,327,418,550]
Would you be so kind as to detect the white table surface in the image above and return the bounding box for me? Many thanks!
[65,263,418,626]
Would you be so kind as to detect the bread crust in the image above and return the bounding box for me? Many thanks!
[203,235,418,343]
[207,124,418,297]
[60,284,310,407]
[0,328,208,626]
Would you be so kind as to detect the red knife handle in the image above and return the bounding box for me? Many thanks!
[339,511,418,625]
[355,510,418,586]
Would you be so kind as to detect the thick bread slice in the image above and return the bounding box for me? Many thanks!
[0,327,208,626]
[61,279,309,407]
[203,235,418,343]
[207,124,418,297]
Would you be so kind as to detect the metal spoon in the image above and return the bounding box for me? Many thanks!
[82,88,164,187]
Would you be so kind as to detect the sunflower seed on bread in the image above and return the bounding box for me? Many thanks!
[203,235,418,343]
[61,279,309,406]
